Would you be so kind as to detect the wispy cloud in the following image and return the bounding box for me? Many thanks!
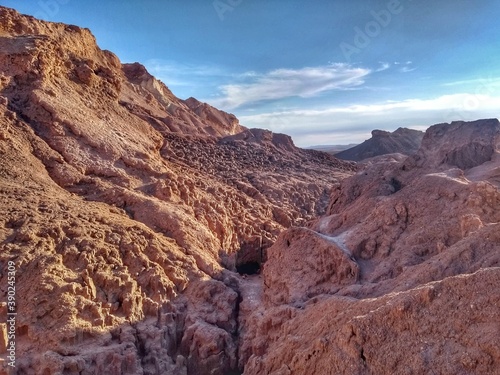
[442,76,500,87]
[398,61,416,73]
[145,59,228,86]
[211,64,371,109]
[376,62,391,72]
[238,93,500,146]
[401,66,417,73]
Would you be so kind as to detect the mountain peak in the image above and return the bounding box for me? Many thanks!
[336,127,425,161]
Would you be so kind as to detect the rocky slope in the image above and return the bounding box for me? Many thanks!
[335,127,424,161]
[242,119,500,374]
[0,7,353,375]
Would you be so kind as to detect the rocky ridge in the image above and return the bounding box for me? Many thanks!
[0,7,352,375]
[335,127,425,161]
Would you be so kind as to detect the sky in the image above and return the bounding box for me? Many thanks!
[3,0,500,146]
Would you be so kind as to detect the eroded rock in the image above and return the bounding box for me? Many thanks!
[244,120,500,374]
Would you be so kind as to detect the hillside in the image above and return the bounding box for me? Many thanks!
[0,7,352,375]
[243,119,500,374]
[335,127,425,161]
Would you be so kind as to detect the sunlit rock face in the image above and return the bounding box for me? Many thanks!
[0,6,353,375]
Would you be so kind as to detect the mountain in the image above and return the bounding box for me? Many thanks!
[0,7,352,375]
[335,127,425,161]
[120,62,245,137]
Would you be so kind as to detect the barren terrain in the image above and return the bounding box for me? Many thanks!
[0,7,499,375]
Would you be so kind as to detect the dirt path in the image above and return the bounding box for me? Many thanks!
[238,274,263,314]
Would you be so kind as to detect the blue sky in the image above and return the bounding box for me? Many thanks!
[3,0,500,146]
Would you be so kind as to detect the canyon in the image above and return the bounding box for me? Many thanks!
[0,7,499,375]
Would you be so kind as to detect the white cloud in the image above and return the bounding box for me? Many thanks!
[399,61,416,73]
[211,64,371,109]
[237,93,500,146]
[144,59,230,94]
[376,62,391,72]
[442,77,500,88]
[400,66,417,73]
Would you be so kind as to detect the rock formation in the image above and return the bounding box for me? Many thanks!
[0,6,352,375]
[335,127,424,161]
[243,119,500,374]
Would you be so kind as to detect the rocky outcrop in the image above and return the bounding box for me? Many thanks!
[243,120,500,374]
[263,227,359,305]
[182,96,243,137]
[119,63,245,138]
[220,128,297,152]
[0,6,354,375]
[245,268,500,375]
[336,127,424,161]
[407,118,500,170]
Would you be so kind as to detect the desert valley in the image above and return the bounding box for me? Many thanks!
[0,6,499,375]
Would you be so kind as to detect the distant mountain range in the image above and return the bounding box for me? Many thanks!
[306,143,358,154]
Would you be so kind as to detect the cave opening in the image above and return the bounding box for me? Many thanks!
[236,261,261,275]
[235,235,268,276]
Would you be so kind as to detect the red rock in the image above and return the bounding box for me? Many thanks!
[246,120,500,374]
[0,6,351,375]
